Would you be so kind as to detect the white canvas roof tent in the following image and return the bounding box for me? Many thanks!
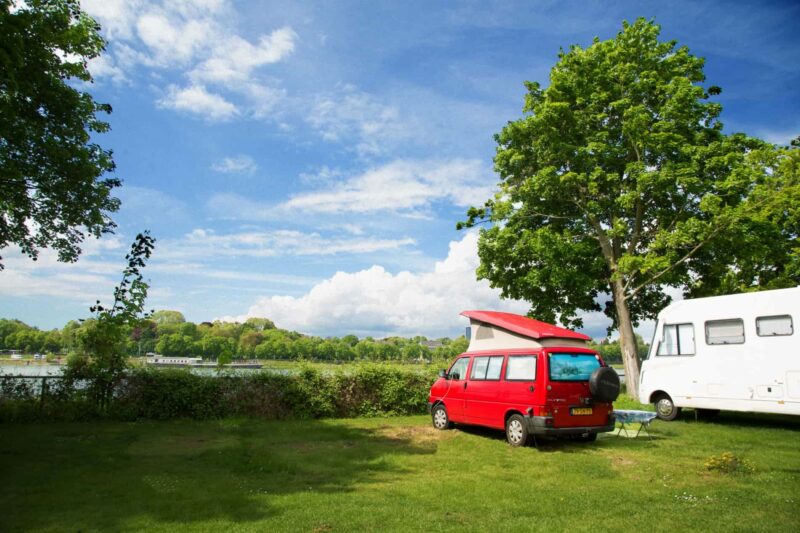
[462,310,591,352]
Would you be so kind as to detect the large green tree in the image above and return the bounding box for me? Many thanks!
[0,0,119,269]
[461,19,799,398]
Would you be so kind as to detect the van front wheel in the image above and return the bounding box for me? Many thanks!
[431,404,451,430]
[654,393,680,421]
[506,414,529,446]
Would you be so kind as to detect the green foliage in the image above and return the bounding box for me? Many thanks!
[63,232,155,409]
[151,310,186,325]
[1,365,437,422]
[460,18,797,397]
[0,319,62,354]
[688,146,800,295]
[588,334,649,363]
[3,312,471,364]
[0,0,119,269]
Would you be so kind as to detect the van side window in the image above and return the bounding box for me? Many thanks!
[448,357,469,380]
[706,319,745,345]
[506,355,537,381]
[756,315,793,337]
[657,324,695,355]
[470,356,503,380]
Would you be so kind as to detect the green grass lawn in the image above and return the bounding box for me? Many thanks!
[1,412,798,532]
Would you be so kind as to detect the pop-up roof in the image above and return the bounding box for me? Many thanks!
[461,310,590,352]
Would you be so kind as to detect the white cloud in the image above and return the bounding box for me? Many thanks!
[81,1,295,120]
[136,12,215,66]
[87,54,128,84]
[0,238,124,300]
[222,231,528,337]
[281,159,496,215]
[81,0,144,40]
[159,228,416,260]
[148,262,314,286]
[298,165,345,184]
[157,84,239,121]
[307,85,411,156]
[241,82,288,119]
[211,155,258,174]
[191,27,297,84]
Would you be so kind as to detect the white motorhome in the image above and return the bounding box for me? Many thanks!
[639,287,799,420]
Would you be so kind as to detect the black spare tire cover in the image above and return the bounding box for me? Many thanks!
[589,367,620,402]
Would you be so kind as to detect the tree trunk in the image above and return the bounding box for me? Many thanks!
[612,279,640,400]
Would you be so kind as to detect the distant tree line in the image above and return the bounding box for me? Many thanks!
[587,335,650,364]
[0,311,469,363]
[1,311,649,364]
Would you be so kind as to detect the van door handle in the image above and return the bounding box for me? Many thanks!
[463,382,467,389]
[529,386,535,392]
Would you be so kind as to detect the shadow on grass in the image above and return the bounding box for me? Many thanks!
[675,410,800,431]
[452,422,659,452]
[0,419,437,531]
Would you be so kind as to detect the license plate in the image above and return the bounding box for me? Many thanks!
[571,407,593,416]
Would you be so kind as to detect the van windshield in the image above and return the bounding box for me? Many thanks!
[549,353,601,381]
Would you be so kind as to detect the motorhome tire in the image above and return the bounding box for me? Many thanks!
[654,393,680,421]
[589,367,621,402]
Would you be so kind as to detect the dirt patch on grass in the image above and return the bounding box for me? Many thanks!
[608,455,647,480]
[376,424,449,445]
[610,455,639,469]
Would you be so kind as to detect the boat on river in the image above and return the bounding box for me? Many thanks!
[145,356,262,369]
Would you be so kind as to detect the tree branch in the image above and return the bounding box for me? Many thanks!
[626,189,783,299]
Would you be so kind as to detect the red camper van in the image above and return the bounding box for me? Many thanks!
[428,311,620,446]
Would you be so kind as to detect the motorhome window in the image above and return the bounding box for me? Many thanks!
[448,357,469,380]
[657,323,695,355]
[506,355,537,381]
[705,319,745,345]
[756,315,793,337]
[549,353,601,381]
[470,356,503,380]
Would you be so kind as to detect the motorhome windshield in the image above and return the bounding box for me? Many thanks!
[549,353,600,381]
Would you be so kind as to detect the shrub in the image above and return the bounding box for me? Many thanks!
[704,452,754,474]
[1,366,437,422]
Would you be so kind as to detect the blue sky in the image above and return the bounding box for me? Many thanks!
[1,0,798,338]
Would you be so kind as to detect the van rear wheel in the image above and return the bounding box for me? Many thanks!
[654,393,680,421]
[506,414,529,446]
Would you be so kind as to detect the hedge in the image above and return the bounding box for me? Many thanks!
[0,365,438,422]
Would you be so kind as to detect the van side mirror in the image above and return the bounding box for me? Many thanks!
[438,369,448,379]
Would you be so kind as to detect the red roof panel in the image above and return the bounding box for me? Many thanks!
[460,310,591,341]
